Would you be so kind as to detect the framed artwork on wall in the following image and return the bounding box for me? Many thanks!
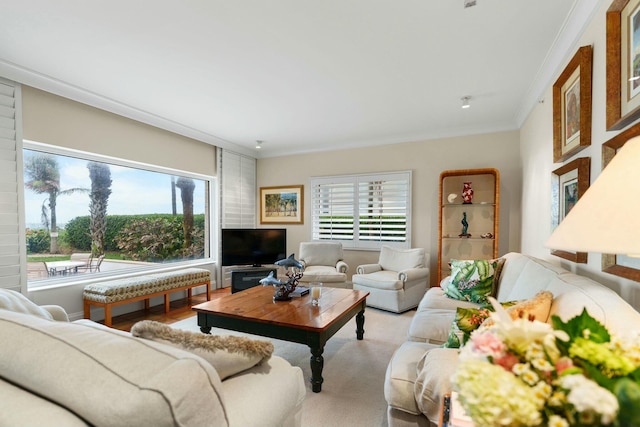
[606,0,640,130]
[260,185,304,224]
[550,157,590,263]
[601,123,640,280]
[553,45,593,163]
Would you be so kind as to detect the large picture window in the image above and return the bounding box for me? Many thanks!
[310,171,412,250]
[23,141,212,288]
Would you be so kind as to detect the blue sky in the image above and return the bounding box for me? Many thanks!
[23,151,207,229]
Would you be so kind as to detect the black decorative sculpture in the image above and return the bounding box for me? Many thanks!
[260,253,305,301]
[458,211,471,238]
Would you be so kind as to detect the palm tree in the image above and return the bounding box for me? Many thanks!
[176,177,195,250]
[87,161,112,257]
[24,152,86,253]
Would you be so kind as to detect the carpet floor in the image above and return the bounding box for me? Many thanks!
[171,307,415,427]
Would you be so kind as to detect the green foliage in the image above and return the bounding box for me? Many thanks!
[552,308,611,355]
[64,216,92,251]
[114,216,204,262]
[64,214,205,253]
[25,228,50,253]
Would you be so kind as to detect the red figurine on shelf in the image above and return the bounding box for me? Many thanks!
[462,182,473,204]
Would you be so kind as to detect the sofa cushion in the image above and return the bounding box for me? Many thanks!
[298,265,347,283]
[414,348,460,425]
[299,241,343,266]
[384,341,437,415]
[0,289,54,320]
[131,320,273,380]
[506,290,553,322]
[444,258,502,304]
[222,355,306,427]
[379,246,424,272]
[0,379,89,426]
[0,310,228,427]
[352,270,403,290]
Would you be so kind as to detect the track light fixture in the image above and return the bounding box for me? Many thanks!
[461,96,471,109]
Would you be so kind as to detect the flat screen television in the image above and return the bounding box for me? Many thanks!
[221,228,287,267]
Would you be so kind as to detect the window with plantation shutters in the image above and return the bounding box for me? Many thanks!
[219,149,256,229]
[0,79,23,292]
[310,171,411,249]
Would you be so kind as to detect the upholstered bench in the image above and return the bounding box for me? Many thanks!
[83,268,211,326]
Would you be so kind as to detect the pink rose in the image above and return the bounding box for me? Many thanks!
[555,357,574,375]
[470,331,506,357]
[494,352,519,372]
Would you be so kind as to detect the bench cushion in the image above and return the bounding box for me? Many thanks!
[83,268,210,303]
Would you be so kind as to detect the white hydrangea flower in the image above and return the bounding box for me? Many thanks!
[558,374,619,425]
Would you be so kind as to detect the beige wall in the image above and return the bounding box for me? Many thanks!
[520,1,640,310]
[257,131,522,287]
[22,86,217,176]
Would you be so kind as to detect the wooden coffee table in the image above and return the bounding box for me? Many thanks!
[192,285,369,392]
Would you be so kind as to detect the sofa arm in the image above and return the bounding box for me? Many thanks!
[336,260,349,273]
[357,264,382,274]
[42,305,70,322]
[398,267,429,283]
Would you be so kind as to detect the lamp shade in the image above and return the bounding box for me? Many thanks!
[545,135,640,255]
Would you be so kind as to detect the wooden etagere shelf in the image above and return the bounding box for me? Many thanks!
[437,168,500,282]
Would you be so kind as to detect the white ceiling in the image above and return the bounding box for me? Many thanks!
[0,1,599,158]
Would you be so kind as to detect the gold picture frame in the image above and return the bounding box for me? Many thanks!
[606,0,640,130]
[553,45,592,163]
[260,185,304,224]
[601,123,640,280]
[550,157,590,263]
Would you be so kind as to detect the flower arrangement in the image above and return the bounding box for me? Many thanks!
[452,297,640,427]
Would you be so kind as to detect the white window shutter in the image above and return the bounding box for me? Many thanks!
[310,171,411,249]
[0,79,24,292]
[219,149,256,229]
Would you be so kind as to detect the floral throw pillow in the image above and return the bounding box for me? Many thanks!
[443,306,494,348]
[443,301,518,348]
[444,258,503,304]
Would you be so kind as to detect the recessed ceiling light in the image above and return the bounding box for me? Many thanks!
[464,0,477,8]
[461,96,471,109]
[256,140,263,149]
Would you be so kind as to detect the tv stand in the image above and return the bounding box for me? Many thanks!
[230,266,277,294]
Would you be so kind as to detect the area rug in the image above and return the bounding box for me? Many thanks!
[170,307,415,427]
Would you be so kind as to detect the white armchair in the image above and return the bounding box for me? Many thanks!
[298,241,350,288]
[0,288,69,321]
[352,246,429,313]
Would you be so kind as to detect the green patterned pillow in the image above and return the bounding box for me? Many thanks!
[444,258,503,304]
[443,301,517,348]
[443,306,493,348]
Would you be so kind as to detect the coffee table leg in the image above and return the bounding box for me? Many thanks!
[310,346,324,393]
[356,309,365,340]
[200,326,212,334]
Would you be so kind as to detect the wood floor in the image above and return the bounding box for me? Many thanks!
[109,288,231,332]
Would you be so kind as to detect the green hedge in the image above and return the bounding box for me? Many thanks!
[65,214,205,252]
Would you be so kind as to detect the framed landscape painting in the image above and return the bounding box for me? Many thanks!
[553,45,592,162]
[550,157,590,263]
[606,0,640,130]
[260,185,303,224]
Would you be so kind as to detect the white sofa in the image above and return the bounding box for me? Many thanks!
[384,252,640,427]
[0,289,305,427]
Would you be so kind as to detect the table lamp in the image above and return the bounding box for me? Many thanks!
[545,135,640,256]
